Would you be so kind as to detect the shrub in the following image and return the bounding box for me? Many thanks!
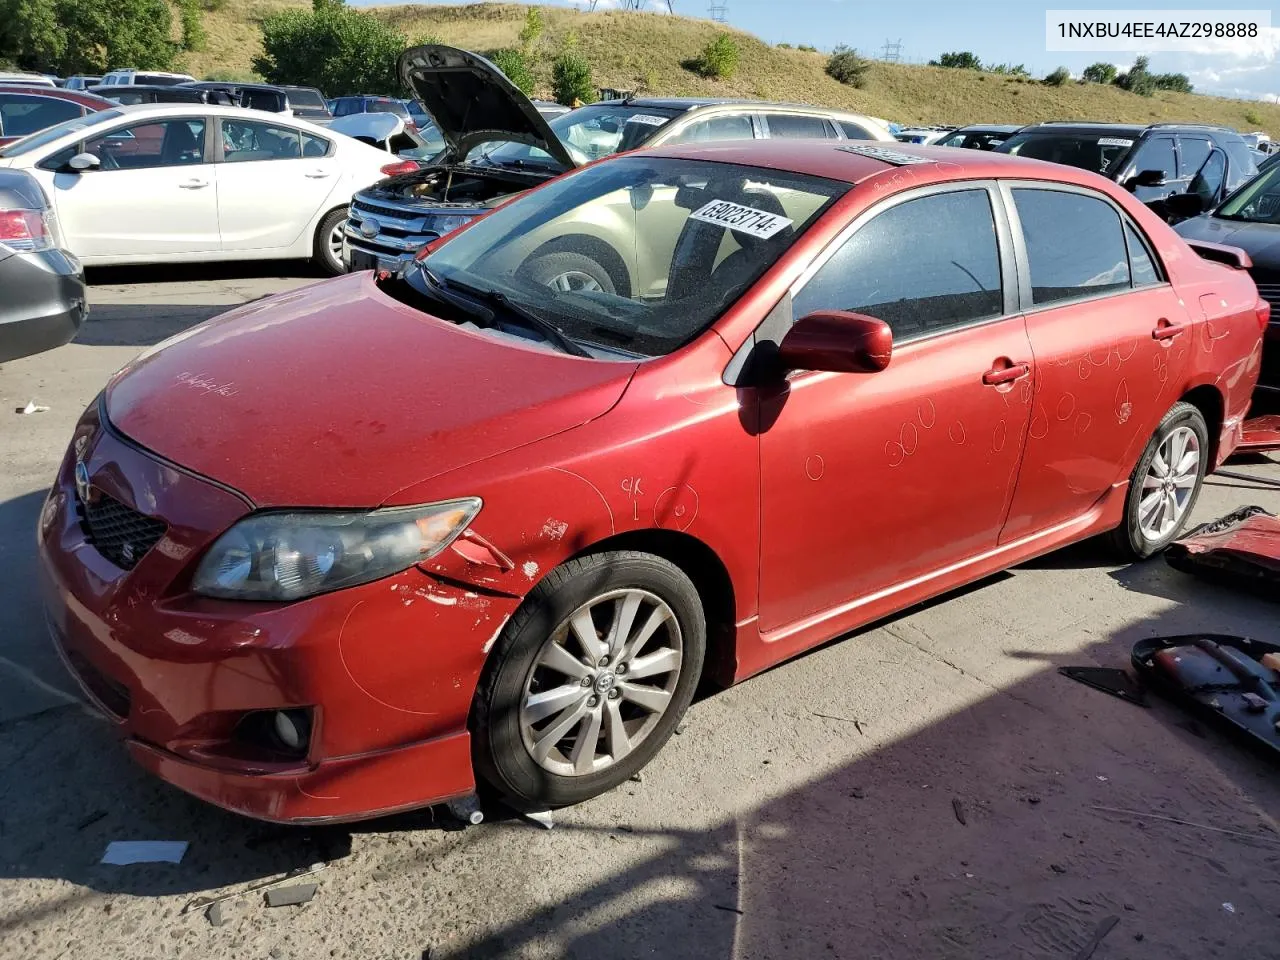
[694,34,740,80]
[825,45,869,88]
[200,0,227,10]
[1044,66,1070,86]
[1152,72,1193,93]
[1245,108,1263,126]
[797,44,817,53]
[253,3,405,96]
[518,7,543,52]
[930,51,981,69]
[1114,55,1155,96]
[1081,61,1116,84]
[491,48,534,95]
[776,42,792,49]
[552,51,595,105]
[988,62,1028,76]
[178,0,207,52]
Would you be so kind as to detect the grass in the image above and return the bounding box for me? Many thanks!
[175,1,1280,134]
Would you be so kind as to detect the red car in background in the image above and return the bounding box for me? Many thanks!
[0,86,114,146]
[38,141,1264,824]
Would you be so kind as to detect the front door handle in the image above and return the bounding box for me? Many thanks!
[179,179,209,189]
[304,170,332,179]
[982,361,1030,386]
[1151,319,1187,340]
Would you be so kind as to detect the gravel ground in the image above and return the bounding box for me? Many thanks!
[2,263,1278,960]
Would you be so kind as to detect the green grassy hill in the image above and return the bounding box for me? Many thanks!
[180,1,1280,135]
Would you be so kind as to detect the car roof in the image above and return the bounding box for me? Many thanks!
[599,96,883,118]
[0,85,114,107]
[955,124,1023,133]
[643,139,1122,188]
[83,102,337,133]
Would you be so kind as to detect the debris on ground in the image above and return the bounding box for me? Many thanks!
[15,401,50,415]
[522,810,555,830]
[1165,506,1280,598]
[1132,634,1280,758]
[445,796,485,826]
[182,863,328,915]
[1058,666,1148,706]
[713,904,744,915]
[1072,915,1118,960]
[812,711,865,733]
[264,883,317,908]
[1091,805,1280,845]
[1223,902,1236,914]
[951,798,967,825]
[100,840,188,865]
[205,902,227,927]
[76,810,107,831]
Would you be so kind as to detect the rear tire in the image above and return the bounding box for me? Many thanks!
[1107,401,1209,560]
[472,551,705,811]
[519,250,617,295]
[313,207,348,276]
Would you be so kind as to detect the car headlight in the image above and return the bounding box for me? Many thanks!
[426,213,477,237]
[192,499,481,601]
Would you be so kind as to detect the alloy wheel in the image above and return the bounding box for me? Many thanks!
[546,270,603,293]
[1138,425,1200,541]
[519,589,683,777]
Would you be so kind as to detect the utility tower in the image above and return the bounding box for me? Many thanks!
[709,0,727,22]
[881,38,903,62]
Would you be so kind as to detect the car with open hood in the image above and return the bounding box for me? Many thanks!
[342,43,895,276]
[38,140,1264,824]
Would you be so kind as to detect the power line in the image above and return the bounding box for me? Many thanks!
[709,0,728,22]
[881,38,903,62]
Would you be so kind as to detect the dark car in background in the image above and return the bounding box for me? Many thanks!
[997,122,1257,221]
[936,124,1021,151]
[0,168,85,363]
[1175,162,1280,392]
[0,86,114,146]
[280,85,331,123]
[87,84,234,106]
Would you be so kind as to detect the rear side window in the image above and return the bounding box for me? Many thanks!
[1124,222,1160,286]
[839,121,876,141]
[667,114,754,144]
[767,114,836,140]
[793,188,1003,341]
[221,119,303,161]
[1013,188,1129,305]
[301,132,329,158]
[0,94,82,138]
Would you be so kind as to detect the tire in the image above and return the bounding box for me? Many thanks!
[520,249,617,295]
[313,207,349,276]
[472,551,705,810]
[1107,401,1209,560]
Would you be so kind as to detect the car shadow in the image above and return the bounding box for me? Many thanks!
[85,261,324,286]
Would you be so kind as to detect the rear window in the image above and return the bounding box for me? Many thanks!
[367,99,410,119]
[135,74,187,86]
[0,108,123,157]
[285,88,326,108]
[0,94,82,139]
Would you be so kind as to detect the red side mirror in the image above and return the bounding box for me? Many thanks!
[778,311,893,374]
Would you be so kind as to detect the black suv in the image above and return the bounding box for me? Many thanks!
[997,122,1257,221]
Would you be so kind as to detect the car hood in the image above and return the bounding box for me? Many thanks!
[104,273,637,508]
[1174,215,1280,270]
[329,112,402,147]
[398,44,574,169]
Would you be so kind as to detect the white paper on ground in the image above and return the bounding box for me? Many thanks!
[101,841,189,865]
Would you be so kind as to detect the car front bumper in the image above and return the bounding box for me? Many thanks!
[0,247,86,364]
[37,402,520,822]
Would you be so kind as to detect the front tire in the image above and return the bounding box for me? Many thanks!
[1107,401,1209,560]
[472,552,705,810]
[313,207,348,276]
[519,249,617,295]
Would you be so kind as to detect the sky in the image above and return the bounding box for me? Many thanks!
[358,0,1280,102]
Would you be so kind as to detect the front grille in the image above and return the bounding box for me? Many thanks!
[79,492,166,570]
[351,198,415,221]
[65,649,131,719]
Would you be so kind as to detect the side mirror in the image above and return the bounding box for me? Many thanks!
[1128,168,1166,189]
[1164,191,1205,220]
[778,311,893,374]
[68,152,100,172]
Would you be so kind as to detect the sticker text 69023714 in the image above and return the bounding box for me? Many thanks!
[688,199,793,240]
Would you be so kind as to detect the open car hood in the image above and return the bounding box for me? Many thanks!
[398,44,574,169]
[330,112,403,146]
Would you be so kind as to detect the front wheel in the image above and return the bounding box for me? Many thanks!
[313,207,348,276]
[1107,401,1209,560]
[519,250,617,295]
[472,552,705,810]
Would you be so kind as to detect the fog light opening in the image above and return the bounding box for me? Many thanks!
[271,709,312,754]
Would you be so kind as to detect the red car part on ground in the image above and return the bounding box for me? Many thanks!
[38,142,1265,823]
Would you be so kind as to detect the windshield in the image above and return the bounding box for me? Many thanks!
[1216,164,1280,223]
[0,108,124,156]
[997,130,1138,175]
[467,104,682,171]
[400,156,846,358]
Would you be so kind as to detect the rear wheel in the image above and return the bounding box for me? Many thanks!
[313,207,348,276]
[1107,401,1209,559]
[519,250,617,295]
[472,552,705,810]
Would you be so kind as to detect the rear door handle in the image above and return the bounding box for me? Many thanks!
[982,362,1030,386]
[304,170,332,179]
[179,179,209,189]
[1152,319,1187,340]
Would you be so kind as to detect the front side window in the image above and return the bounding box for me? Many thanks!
[1128,137,1176,182]
[766,114,835,140]
[1190,150,1227,205]
[1224,139,1259,191]
[220,119,303,161]
[666,113,755,145]
[83,118,206,169]
[401,157,847,358]
[1178,137,1212,178]
[793,189,1003,341]
[1013,188,1129,305]
[0,94,82,139]
[1216,163,1280,222]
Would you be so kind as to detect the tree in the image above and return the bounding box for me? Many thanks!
[1152,72,1193,93]
[693,34,740,80]
[552,51,594,105]
[825,45,869,88]
[491,48,534,95]
[518,6,543,52]
[0,0,174,74]
[930,51,981,69]
[1114,55,1154,96]
[1043,66,1070,86]
[179,0,207,53]
[253,2,407,96]
[1081,61,1116,84]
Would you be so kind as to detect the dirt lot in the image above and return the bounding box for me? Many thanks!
[2,263,1279,960]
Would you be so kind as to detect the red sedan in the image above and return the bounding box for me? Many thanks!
[38,141,1265,823]
[0,86,114,146]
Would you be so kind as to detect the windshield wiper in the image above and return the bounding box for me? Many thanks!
[422,268,590,357]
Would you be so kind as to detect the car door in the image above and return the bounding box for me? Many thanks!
[42,115,217,259]
[997,183,1194,542]
[757,184,1034,632]
[213,117,337,252]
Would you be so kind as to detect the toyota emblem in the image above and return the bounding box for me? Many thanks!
[74,461,93,504]
[359,217,381,239]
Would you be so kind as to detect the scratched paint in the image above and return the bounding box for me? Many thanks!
[948,421,966,444]
[1115,379,1132,425]
[805,455,825,481]
[539,518,568,541]
[653,485,699,531]
[522,560,540,579]
[917,399,936,429]
[1055,393,1076,421]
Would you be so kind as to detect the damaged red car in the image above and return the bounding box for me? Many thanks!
[39,141,1265,823]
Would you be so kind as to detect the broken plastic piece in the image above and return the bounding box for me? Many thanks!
[522,809,555,830]
[1165,506,1280,599]
[264,883,317,907]
[1058,666,1147,706]
[101,840,188,865]
[15,400,50,415]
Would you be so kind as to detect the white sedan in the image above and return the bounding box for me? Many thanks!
[0,103,396,274]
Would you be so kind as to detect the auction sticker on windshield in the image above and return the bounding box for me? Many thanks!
[626,114,669,126]
[1098,137,1135,147]
[689,199,793,239]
